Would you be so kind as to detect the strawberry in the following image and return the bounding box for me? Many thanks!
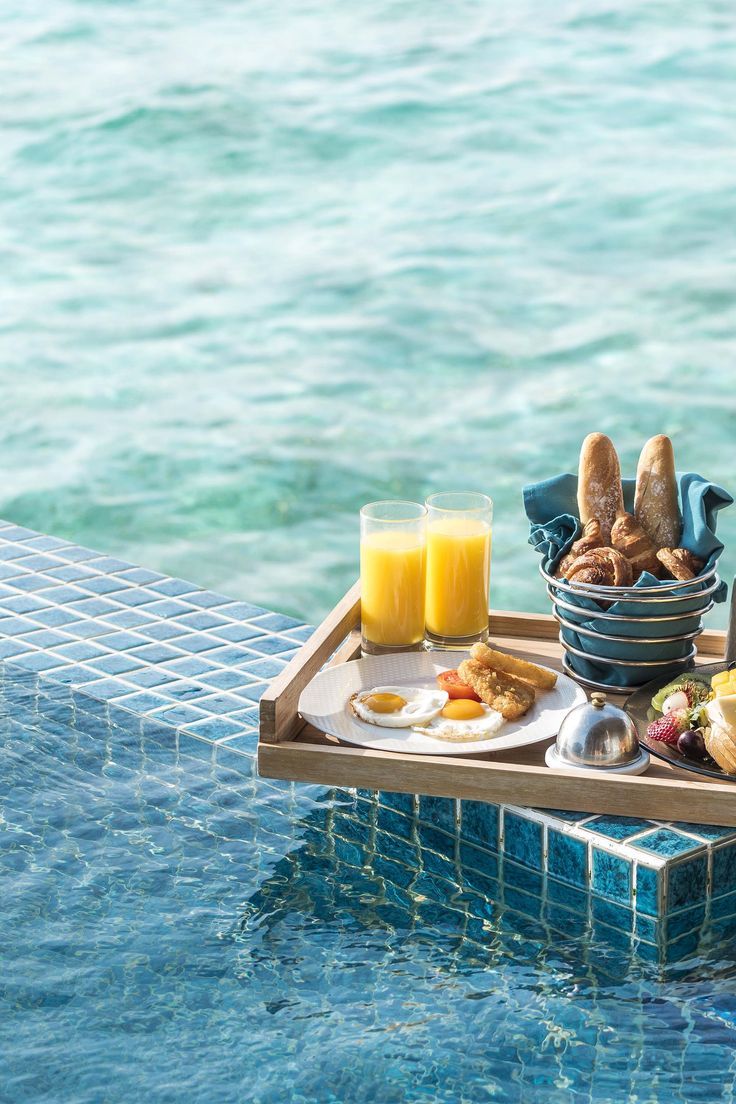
[647,708,691,746]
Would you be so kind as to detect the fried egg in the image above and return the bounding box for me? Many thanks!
[413,697,505,741]
[350,686,447,728]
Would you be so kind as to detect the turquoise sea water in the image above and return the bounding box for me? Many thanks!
[2,1,736,624]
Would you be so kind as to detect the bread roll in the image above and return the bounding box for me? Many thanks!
[634,435,681,549]
[610,513,660,578]
[566,547,633,587]
[577,433,624,542]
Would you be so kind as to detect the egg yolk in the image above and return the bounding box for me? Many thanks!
[441,699,486,720]
[362,692,407,713]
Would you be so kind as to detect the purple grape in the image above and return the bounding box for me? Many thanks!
[677,729,707,761]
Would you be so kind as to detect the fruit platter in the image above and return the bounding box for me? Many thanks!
[627,665,736,781]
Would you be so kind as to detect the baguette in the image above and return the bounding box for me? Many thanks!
[577,433,624,543]
[634,435,681,549]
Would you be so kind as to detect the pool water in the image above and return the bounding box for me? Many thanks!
[3,1,736,626]
[4,671,736,1103]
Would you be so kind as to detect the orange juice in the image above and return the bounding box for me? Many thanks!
[425,517,491,639]
[360,530,426,647]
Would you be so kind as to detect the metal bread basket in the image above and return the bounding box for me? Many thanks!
[541,561,720,693]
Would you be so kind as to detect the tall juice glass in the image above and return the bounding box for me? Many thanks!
[360,501,427,655]
[424,492,493,648]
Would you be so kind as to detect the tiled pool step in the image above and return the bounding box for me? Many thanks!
[0,517,735,961]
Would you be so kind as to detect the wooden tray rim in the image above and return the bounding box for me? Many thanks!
[258,582,736,827]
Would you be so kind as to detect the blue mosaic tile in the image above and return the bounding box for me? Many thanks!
[245,635,296,656]
[0,563,29,580]
[460,800,498,850]
[192,694,243,715]
[711,842,736,898]
[78,575,131,594]
[631,829,705,860]
[44,564,98,582]
[0,639,35,658]
[671,822,736,843]
[197,669,253,692]
[100,610,155,628]
[378,790,415,818]
[376,804,413,839]
[284,625,313,643]
[22,629,71,648]
[73,677,132,700]
[591,848,632,906]
[36,585,83,604]
[69,597,120,617]
[156,681,213,703]
[174,634,222,654]
[85,556,133,573]
[635,864,661,916]
[53,641,108,661]
[11,652,68,673]
[418,795,456,834]
[252,611,304,632]
[150,703,209,726]
[54,545,98,562]
[123,662,177,688]
[141,599,193,618]
[8,573,54,592]
[0,594,50,613]
[47,663,97,685]
[459,840,499,881]
[113,588,158,608]
[210,622,265,643]
[22,535,68,551]
[204,645,256,667]
[592,896,633,934]
[66,620,115,639]
[95,630,143,650]
[166,657,214,678]
[16,554,60,571]
[27,607,82,627]
[114,691,171,714]
[583,815,657,841]
[229,707,259,728]
[543,808,593,823]
[549,869,591,914]
[175,611,229,630]
[217,601,269,620]
[128,643,182,664]
[118,568,164,584]
[183,591,231,609]
[667,903,706,940]
[232,680,268,697]
[88,653,141,675]
[0,616,37,636]
[636,914,658,943]
[548,830,588,889]
[503,812,543,869]
[0,525,36,540]
[711,888,736,920]
[136,621,188,641]
[148,578,199,597]
[0,545,29,561]
[239,656,284,679]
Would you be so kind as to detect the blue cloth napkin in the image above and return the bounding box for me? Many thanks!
[522,471,733,687]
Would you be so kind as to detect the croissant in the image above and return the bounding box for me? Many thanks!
[555,518,605,578]
[657,547,704,581]
[566,546,634,588]
[610,512,660,579]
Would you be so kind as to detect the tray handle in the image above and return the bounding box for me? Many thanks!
[259,580,361,744]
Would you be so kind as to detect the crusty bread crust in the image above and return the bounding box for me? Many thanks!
[634,435,681,549]
[577,433,624,543]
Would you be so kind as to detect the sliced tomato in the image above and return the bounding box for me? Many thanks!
[436,669,481,701]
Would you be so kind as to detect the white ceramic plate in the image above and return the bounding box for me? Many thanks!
[298,649,586,756]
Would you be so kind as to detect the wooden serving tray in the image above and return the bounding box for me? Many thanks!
[258,582,736,827]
